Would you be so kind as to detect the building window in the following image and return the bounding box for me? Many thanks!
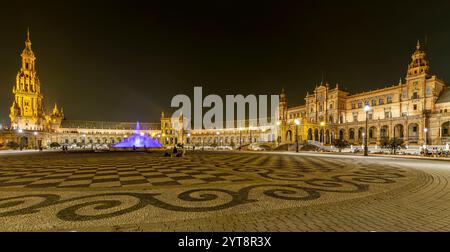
[412,92,419,99]
[413,104,418,110]
[385,112,390,119]
[352,102,356,109]
[353,113,358,122]
[372,100,377,106]
[368,113,373,120]
[379,99,384,105]
[358,101,363,108]
[349,130,355,139]
[387,96,393,104]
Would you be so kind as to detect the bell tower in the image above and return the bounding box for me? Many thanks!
[406,40,430,78]
[10,30,45,131]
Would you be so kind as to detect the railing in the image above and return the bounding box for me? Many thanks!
[307,140,333,151]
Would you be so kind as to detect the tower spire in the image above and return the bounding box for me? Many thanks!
[407,40,429,77]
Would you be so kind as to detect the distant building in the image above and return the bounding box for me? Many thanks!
[1,31,161,148]
[1,32,449,149]
[280,41,450,146]
[9,30,64,132]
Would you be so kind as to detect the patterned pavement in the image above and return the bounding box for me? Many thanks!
[0,151,448,231]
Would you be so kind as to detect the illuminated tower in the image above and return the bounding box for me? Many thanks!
[10,30,46,131]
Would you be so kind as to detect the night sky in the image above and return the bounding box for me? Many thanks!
[1,0,450,124]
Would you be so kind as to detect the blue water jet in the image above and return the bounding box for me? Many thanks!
[113,122,162,148]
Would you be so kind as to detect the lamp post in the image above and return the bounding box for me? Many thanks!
[320,121,325,145]
[33,132,38,150]
[17,129,23,150]
[216,132,220,150]
[364,105,370,156]
[187,133,191,149]
[276,121,281,147]
[424,128,428,149]
[295,119,300,152]
[239,129,242,150]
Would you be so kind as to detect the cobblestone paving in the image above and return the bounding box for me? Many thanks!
[0,151,448,231]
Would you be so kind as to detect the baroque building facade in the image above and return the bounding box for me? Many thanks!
[1,32,450,150]
[280,41,450,147]
[9,30,64,132]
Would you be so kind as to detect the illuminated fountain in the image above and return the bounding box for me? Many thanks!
[113,122,163,149]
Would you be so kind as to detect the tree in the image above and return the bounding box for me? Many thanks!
[6,141,19,150]
[381,138,405,154]
[50,142,61,148]
[333,139,349,153]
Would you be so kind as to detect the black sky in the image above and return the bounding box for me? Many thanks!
[1,0,450,123]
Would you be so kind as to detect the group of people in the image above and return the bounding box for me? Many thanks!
[421,147,450,158]
[164,144,186,157]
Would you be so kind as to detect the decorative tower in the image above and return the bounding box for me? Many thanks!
[10,30,45,131]
[279,88,288,124]
[406,40,430,78]
[46,103,64,131]
[278,88,288,143]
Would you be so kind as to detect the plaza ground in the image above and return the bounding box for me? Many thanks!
[0,150,449,231]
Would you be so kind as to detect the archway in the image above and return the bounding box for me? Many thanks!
[394,124,404,139]
[308,128,313,141]
[380,125,389,141]
[369,126,377,143]
[19,137,28,149]
[358,127,365,143]
[286,130,292,143]
[349,128,355,141]
[314,129,319,141]
[339,129,345,140]
[442,121,450,142]
[325,130,330,144]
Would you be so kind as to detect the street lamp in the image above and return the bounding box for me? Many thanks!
[239,128,242,150]
[276,121,281,146]
[364,105,371,156]
[295,119,301,152]
[33,132,38,150]
[320,121,325,145]
[424,128,428,149]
